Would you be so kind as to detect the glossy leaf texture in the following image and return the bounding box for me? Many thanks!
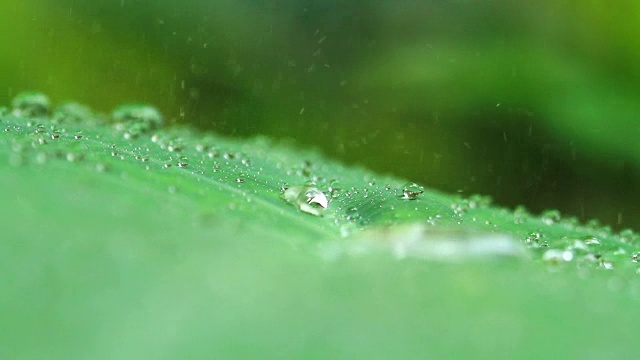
[1,94,639,359]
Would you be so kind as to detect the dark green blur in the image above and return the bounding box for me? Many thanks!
[2,0,639,229]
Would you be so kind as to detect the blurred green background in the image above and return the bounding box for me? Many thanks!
[3,0,639,229]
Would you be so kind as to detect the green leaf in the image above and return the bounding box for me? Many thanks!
[1,93,639,359]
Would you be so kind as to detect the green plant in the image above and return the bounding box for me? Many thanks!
[1,93,639,359]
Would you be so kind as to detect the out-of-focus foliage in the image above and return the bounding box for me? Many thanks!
[2,0,639,228]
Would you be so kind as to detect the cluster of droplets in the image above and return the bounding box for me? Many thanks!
[5,92,640,278]
[1,92,104,168]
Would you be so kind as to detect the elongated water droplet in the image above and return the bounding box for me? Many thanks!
[282,184,329,216]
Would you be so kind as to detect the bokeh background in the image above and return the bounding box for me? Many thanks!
[2,0,639,230]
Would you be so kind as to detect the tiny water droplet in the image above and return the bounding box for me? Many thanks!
[400,182,424,200]
[282,184,329,216]
[74,134,83,140]
[236,178,245,183]
[178,162,188,168]
[631,252,639,263]
[12,92,50,117]
[346,207,361,221]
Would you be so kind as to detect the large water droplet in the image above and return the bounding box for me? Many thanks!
[400,182,424,200]
[282,184,329,216]
[111,104,163,136]
[12,92,50,117]
[53,102,94,123]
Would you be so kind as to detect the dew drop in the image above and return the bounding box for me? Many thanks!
[282,184,329,216]
[111,104,163,135]
[400,182,424,200]
[12,92,50,117]
[53,102,94,123]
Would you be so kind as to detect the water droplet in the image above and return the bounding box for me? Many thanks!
[542,249,574,263]
[74,134,83,140]
[282,184,329,216]
[111,104,163,135]
[235,178,245,183]
[53,102,94,123]
[346,207,361,221]
[582,236,601,245]
[12,92,50,117]
[541,209,561,225]
[400,182,424,200]
[599,260,614,270]
[177,162,188,168]
[468,194,492,208]
[631,252,639,263]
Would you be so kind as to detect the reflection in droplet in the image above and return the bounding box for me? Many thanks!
[282,184,329,216]
[400,182,424,200]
